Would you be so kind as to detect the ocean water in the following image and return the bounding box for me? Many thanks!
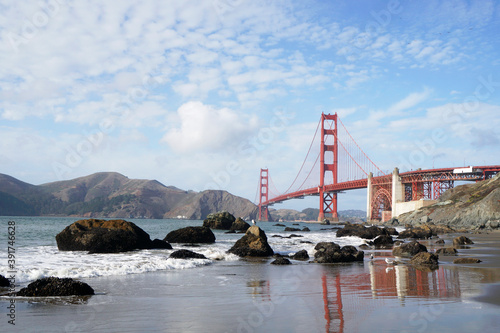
[1,217,500,332]
[0,217,363,284]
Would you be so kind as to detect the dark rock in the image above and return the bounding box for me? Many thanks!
[284,227,301,232]
[302,227,310,232]
[436,247,457,255]
[288,234,303,238]
[453,236,474,246]
[398,226,432,239]
[274,224,286,227]
[293,223,300,226]
[435,239,445,244]
[394,240,404,246]
[292,249,310,260]
[229,217,250,232]
[203,211,236,230]
[150,239,173,249]
[169,249,207,259]
[336,223,389,239]
[321,219,330,225]
[17,277,94,296]
[313,242,364,263]
[164,226,215,244]
[228,226,274,257]
[385,227,399,236]
[373,235,394,249]
[410,252,439,270]
[0,274,10,287]
[55,219,153,253]
[359,244,371,250]
[453,258,482,264]
[392,241,427,257]
[271,257,292,265]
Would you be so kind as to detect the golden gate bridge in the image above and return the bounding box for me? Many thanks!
[257,113,500,222]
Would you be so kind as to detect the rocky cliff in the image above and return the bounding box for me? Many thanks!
[0,172,258,220]
[396,174,500,230]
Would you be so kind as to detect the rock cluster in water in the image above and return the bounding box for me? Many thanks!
[17,277,94,297]
[56,219,171,253]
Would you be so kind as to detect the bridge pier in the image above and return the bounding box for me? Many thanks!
[366,172,373,221]
[391,167,404,219]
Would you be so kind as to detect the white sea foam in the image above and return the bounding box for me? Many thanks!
[0,221,368,284]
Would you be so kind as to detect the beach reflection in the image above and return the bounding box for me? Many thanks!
[320,262,469,333]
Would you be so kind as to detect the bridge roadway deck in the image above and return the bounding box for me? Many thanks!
[262,165,500,207]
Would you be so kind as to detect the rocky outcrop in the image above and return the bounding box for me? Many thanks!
[396,174,500,230]
[55,219,155,253]
[17,277,94,296]
[436,248,457,255]
[398,226,433,239]
[164,226,215,243]
[410,252,439,270]
[169,249,207,259]
[392,241,427,257]
[229,218,250,232]
[336,223,389,239]
[453,258,482,264]
[292,249,310,261]
[373,235,394,249]
[203,211,236,230]
[271,257,292,265]
[228,226,274,257]
[453,236,474,246]
[150,239,173,249]
[0,274,10,287]
[313,242,364,263]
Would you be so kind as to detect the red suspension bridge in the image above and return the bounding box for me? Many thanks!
[258,113,500,222]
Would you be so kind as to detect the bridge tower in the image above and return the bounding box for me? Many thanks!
[318,113,339,222]
[258,168,269,221]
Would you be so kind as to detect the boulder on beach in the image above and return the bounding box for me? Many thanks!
[453,258,482,264]
[292,249,310,261]
[0,274,10,287]
[164,226,215,243]
[229,217,250,232]
[17,277,94,297]
[271,257,292,265]
[203,211,235,230]
[169,249,207,259]
[410,252,439,270]
[55,219,154,253]
[228,226,274,257]
[436,247,457,255]
[435,239,445,244]
[336,223,389,239]
[373,235,394,249]
[453,236,474,246]
[398,226,432,239]
[150,239,173,249]
[313,242,364,263]
[392,241,427,257]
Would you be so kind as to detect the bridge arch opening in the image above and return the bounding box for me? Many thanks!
[371,188,391,221]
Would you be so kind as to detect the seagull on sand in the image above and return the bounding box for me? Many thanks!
[385,258,399,265]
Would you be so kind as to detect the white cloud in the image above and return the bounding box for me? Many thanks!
[162,101,258,153]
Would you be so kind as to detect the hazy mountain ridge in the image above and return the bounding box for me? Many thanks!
[0,172,257,220]
[269,208,366,222]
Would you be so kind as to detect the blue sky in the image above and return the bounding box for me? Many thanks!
[1,0,499,212]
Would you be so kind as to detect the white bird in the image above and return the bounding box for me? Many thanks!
[370,254,374,260]
[385,258,398,265]
[252,219,256,225]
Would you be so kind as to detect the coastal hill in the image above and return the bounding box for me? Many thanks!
[269,208,366,222]
[0,172,258,220]
[396,174,500,230]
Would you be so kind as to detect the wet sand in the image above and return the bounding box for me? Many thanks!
[4,230,500,332]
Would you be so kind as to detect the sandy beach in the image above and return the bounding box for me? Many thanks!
[3,226,500,333]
